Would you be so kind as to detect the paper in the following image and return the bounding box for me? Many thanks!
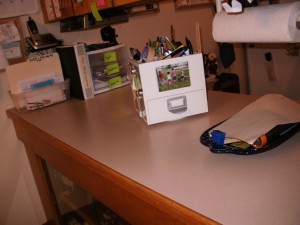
[97,0,105,6]
[90,2,103,22]
[106,63,120,75]
[108,76,122,88]
[2,41,22,59]
[0,21,20,43]
[104,51,117,63]
[6,53,64,94]
[45,0,55,20]
[52,0,62,18]
[212,94,300,144]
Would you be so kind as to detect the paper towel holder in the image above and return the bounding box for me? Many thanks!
[216,0,300,31]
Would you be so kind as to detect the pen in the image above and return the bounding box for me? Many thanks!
[162,45,186,60]
[165,36,175,50]
[185,37,193,54]
[252,123,298,149]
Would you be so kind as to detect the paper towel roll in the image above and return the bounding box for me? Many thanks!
[213,2,300,43]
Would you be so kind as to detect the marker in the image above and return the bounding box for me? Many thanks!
[252,123,298,149]
[185,37,193,54]
[140,44,149,61]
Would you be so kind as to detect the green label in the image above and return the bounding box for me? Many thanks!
[104,52,117,63]
[106,63,120,75]
[108,76,122,88]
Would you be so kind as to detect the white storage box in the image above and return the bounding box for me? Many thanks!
[129,54,208,125]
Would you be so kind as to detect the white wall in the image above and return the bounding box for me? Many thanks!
[0,70,46,224]
[1,1,247,224]
[245,0,300,100]
[19,1,248,93]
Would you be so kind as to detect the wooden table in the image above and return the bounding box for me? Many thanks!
[7,86,300,225]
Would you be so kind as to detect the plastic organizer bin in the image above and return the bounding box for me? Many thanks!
[10,79,70,111]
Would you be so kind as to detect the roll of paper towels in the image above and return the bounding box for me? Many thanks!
[213,2,300,43]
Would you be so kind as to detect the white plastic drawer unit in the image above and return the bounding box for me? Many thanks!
[129,54,208,125]
[86,44,130,95]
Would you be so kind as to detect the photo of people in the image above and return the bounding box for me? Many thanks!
[156,61,190,92]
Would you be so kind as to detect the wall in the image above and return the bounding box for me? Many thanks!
[0,70,46,224]
[246,0,300,99]
[0,1,247,224]
[247,43,300,99]
[18,1,248,93]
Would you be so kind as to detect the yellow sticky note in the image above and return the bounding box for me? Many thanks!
[90,2,103,22]
[108,76,122,88]
[106,63,120,75]
[104,51,117,63]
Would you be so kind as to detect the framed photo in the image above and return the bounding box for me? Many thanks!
[155,61,191,92]
[175,0,212,9]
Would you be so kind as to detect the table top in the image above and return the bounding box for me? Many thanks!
[11,86,300,225]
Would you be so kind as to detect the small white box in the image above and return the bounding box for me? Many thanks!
[129,54,208,125]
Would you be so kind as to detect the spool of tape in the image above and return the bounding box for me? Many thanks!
[146,46,155,62]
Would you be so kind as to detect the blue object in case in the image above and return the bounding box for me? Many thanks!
[210,130,225,145]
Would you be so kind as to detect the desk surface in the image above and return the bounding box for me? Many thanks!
[8,87,300,225]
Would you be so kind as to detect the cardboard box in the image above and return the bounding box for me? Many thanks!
[129,54,208,125]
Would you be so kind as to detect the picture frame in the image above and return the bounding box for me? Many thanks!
[174,0,212,9]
